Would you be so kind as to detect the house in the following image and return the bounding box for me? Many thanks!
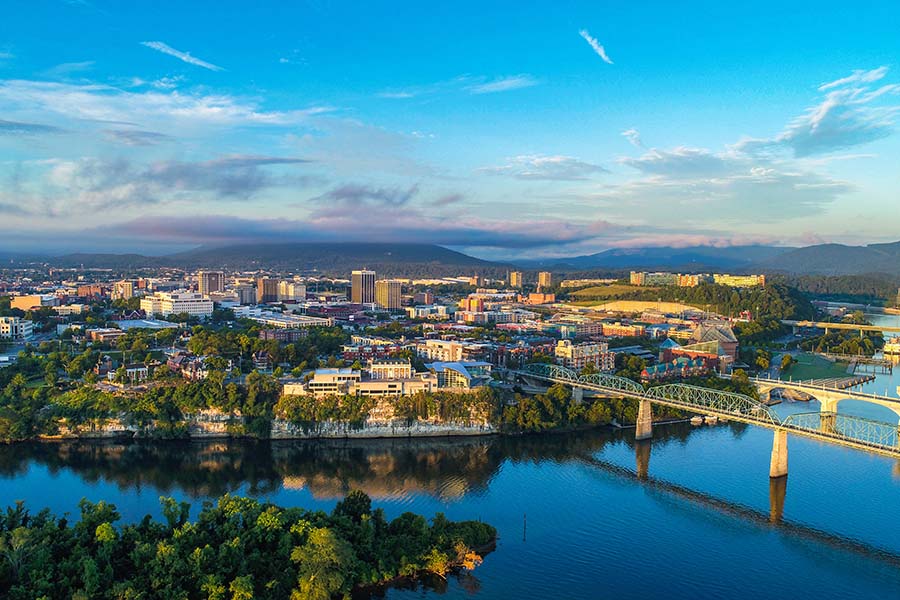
[107,362,149,384]
[252,350,273,372]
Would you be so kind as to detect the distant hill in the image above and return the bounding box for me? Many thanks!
[752,241,900,276]
[49,243,507,276]
[518,245,791,271]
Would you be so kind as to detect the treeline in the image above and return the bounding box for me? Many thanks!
[0,491,496,600]
[777,274,900,304]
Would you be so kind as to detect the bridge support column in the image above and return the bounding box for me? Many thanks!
[635,399,652,441]
[572,386,584,404]
[820,412,836,435]
[769,429,788,479]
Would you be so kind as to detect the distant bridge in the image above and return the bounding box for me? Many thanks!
[508,363,900,479]
[782,319,900,335]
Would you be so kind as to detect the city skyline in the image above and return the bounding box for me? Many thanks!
[1,1,899,259]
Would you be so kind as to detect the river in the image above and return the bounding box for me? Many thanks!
[3,418,900,599]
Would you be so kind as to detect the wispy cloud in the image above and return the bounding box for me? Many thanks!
[140,41,224,72]
[579,29,613,64]
[41,61,95,78]
[481,155,607,180]
[818,66,889,92]
[467,75,539,94]
[103,129,171,146]
[0,119,66,136]
[621,128,643,148]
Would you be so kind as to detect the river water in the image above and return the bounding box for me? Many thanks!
[4,313,900,598]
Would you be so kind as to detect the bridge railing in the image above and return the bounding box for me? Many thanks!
[645,383,782,425]
[782,411,899,450]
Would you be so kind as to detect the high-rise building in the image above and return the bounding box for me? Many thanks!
[375,279,402,310]
[538,271,553,289]
[413,291,434,305]
[351,270,376,304]
[256,277,279,304]
[112,280,134,300]
[278,281,307,302]
[198,271,225,296]
[509,271,523,288]
[235,285,256,305]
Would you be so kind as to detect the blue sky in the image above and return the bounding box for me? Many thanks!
[1,0,899,258]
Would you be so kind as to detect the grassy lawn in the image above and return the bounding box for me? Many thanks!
[781,353,849,380]
[570,284,652,300]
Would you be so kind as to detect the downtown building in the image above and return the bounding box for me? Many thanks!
[555,339,615,371]
[0,316,34,341]
[375,279,403,310]
[351,270,376,304]
[198,271,225,296]
[140,290,214,318]
[256,277,279,304]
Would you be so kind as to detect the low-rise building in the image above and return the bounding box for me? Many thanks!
[425,361,493,390]
[248,312,333,329]
[140,290,214,318]
[0,316,33,341]
[11,294,58,311]
[555,339,615,371]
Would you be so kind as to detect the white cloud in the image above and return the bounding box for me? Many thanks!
[579,29,613,64]
[481,154,608,180]
[467,75,539,94]
[621,128,643,148]
[818,66,888,91]
[736,67,900,157]
[140,41,224,72]
[0,80,331,129]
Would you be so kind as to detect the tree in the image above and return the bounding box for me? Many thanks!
[291,527,357,600]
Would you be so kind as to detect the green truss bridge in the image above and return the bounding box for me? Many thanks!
[508,363,900,478]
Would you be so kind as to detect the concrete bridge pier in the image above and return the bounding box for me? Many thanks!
[572,386,584,404]
[820,412,837,435]
[770,429,788,479]
[635,399,653,441]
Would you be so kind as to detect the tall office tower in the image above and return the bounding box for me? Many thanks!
[509,271,523,288]
[351,269,376,304]
[278,281,307,302]
[375,279,402,310]
[538,271,553,289]
[112,280,134,300]
[235,285,256,305]
[198,271,225,296]
[256,277,279,304]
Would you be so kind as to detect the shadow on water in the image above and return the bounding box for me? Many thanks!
[578,436,900,570]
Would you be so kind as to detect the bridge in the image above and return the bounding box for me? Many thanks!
[508,363,900,479]
[782,319,900,335]
[732,374,900,419]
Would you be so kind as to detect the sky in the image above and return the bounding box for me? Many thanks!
[1,0,899,259]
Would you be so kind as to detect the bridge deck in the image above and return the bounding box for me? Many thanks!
[512,366,900,459]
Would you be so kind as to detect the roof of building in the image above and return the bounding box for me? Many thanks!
[659,338,682,350]
[691,322,738,344]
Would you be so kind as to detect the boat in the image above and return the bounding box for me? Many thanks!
[704,416,718,425]
[884,337,900,356]
[690,416,704,426]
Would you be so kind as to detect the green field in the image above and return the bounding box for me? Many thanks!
[570,284,653,301]
[781,353,849,380]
